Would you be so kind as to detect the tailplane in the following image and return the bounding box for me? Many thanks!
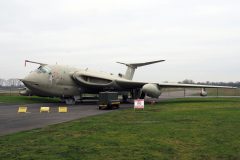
[117,60,165,80]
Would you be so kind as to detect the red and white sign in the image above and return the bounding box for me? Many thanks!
[134,99,144,109]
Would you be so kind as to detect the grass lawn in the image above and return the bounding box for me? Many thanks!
[0,96,60,104]
[0,98,240,160]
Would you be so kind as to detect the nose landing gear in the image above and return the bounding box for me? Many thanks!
[63,98,76,105]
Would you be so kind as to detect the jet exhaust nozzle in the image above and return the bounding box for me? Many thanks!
[200,88,208,97]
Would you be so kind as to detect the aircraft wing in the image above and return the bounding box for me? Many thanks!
[156,83,236,89]
[115,80,237,89]
[115,80,146,89]
[71,70,236,90]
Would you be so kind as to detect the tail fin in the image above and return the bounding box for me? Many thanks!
[117,60,165,80]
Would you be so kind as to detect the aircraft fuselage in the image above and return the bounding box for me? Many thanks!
[21,64,128,99]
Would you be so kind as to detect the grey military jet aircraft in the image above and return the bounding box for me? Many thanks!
[20,60,235,104]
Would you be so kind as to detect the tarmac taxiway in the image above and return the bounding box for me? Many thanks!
[0,90,200,136]
[0,103,133,136]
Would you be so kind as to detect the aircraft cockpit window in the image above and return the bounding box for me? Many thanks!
[36,66,51,74]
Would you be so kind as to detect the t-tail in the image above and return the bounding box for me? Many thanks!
[117,60,165,80]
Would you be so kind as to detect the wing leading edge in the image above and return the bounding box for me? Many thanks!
[115,80,237,90]
[156,83,236,89]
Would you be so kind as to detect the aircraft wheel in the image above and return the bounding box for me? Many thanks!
[65,98,76,105]
[115,105,120,109]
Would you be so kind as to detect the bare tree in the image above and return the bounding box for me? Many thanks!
[181,79,195,84]
[7,79,23,87]
[0,79,8,86]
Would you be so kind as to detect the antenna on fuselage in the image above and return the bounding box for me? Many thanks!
[25,60,47,67]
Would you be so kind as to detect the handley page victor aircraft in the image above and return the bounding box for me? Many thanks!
[20,60,236,104]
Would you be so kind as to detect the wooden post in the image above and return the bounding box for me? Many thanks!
[184,88,186,98]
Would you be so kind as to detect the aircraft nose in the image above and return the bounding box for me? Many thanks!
[20,78,37,87]
[20,78,32,84]
[20,73,39,87]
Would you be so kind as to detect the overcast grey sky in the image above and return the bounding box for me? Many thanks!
[0,0,239,82]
